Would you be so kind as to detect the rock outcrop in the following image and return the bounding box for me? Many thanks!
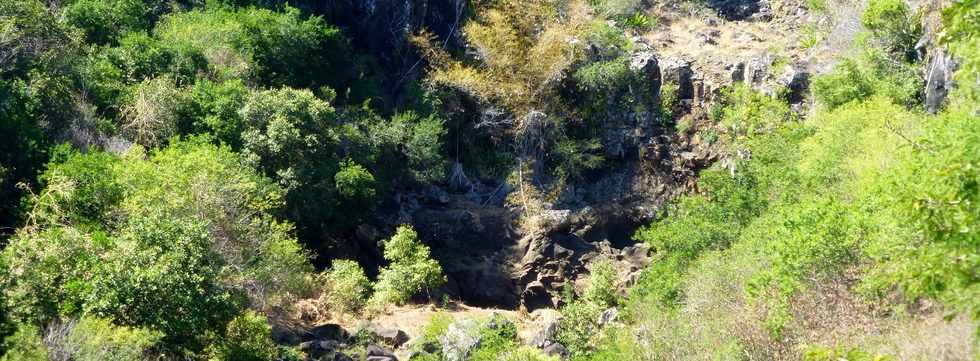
[924,48,957,114]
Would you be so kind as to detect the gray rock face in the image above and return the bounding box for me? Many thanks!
[925,49,957,114]
[531,319,560,348]
[373,327,410,348]
[660,57,695,101]
[366,344,398,361]
[598,308,619,326]
[777,65,810,103]
[630,50,662,96]
[439,319,483,361]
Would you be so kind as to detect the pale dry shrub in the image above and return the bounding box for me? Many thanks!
[122,77,180,147]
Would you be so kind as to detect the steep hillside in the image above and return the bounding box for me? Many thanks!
[0,0,976,360]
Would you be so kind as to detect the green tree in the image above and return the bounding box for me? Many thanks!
[2,139,314,353]
[239,87,341,238]
[370,226,446,308]
[323,259,371,314]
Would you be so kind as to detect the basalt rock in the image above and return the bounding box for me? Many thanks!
[708,0,772,21]
[924,48,957,114]
[439,318,483,361]
[366,344,398,361]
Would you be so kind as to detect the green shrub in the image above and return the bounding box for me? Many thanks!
[335,160,377,206]
[240,87,342,238]
[369,226,445,308]
[812,50,922,110]
[66,317,162,361]
[552,138,605,181]
[555,300,604,357]
[621,12,653,31]
[941,0,980,101]
[63,0,157,45]
[182,79,250,147]
[802,345,894,361]
[2,139,314,352]
[0,324,46,361]
[658,81,680,120]
[574,59,631,92]
[155,6,352,89]
[805,0,828,12]
[418,312,453,347]
[862,0,922,60]
[861,102,980,320]
[39,145,123,228]
[811,58,874,109]
[324,259,370,314]
[582,260,618,308]
[718,84,795,139]
[207,311,278,361]
[377,111,449,184]
[471,314,519,361]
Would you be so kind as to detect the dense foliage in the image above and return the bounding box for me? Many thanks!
[0,0,976,359]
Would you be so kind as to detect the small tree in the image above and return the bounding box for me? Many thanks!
[369,226,445,309]
[582,259,618,308]
[323,259,370,314]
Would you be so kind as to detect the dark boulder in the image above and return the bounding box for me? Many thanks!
[531,319,560,348]
[305,324,350,343]
[707,0,772,21]
[542,343,571,359]
[366,344,398,361]
[373,327,410,348]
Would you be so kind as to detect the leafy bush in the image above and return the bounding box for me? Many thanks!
[207,311,278,361]
[66,317,162,361]
[470,314,519,361]
[2,139,314,353]
[155,6,352,89]
[861,102,980,320]
[381,111,449,184]
[812,50,922,110]
[811,58,874,109]
[335,160,377,206]
[39,145,123,228]
[369,226,445,309]
[0,324,46,361]
[718,84,795,139]
[63,0,159,45]
[181,79,250,146]
[555,300,604,357]
[552,138,605,181]
[802,345,894,361]
[861,0,922,60]
[323,259,370,314]
[574,59,631,92]
[582,260,618,308]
